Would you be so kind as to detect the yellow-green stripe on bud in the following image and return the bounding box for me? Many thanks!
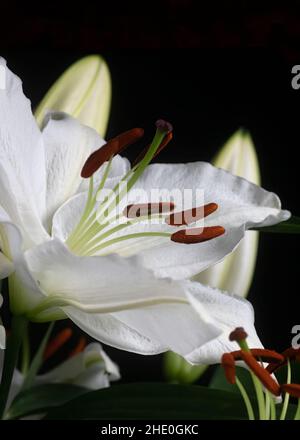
[195,129,261,298]
[35,55,111,137]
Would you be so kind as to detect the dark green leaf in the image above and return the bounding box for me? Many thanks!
[210,365,255,396]
[44,382,255,420]
[6,384,88,420]
[252,216,300,234]
[21,323,54,392]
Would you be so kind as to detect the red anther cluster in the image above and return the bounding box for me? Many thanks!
[222,328,300,399]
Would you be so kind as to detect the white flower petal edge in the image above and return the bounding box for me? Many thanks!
[195,129,261,297]
[0,294,5,349]
[131,162,290,279]
[0,58,48,248]
[36,342,120,390]
[185,281,262,364]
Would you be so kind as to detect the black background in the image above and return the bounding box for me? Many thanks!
[0,1,299,384]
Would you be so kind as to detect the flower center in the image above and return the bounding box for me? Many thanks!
[66,120,225,256]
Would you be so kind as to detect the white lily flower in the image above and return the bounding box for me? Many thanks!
[0,294,5,349]
[0,342,119,409]
[35,56,111,137]
[195,129,261,297]
[0,58,290,364]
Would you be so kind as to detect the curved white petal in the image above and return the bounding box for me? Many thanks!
[184,281,262,364]
[196,130,260,297]
[131,162,290,279]
[42,112,105,227]
[35,55,111,137]
[0,211,47,314]
[0,58,48,247]
[64,308,166,355]
[25,238,187,312]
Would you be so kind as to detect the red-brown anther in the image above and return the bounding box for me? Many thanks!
[281,383,300,398]
[68,336,87,358]
[81,128,144,178]
[133,132,173,166]
[267,347,300,373]
[166,203,218,226]
[239,351,281,396]
[229,327,248,342]
[44,328,73,361]
[231,349,284,363]
[124,202,175,218]
[171,226,225,244]
[221,353,236,384]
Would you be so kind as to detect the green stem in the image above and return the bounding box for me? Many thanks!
[236,377,255,420]
[294,399,300,420]
[280,359,291,420]
[0,315,28,419]
[250,372,266,420]
[21,324,30,375]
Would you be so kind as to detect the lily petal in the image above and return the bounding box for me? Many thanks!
[132,162,289,279]
[36,342,119,390]
[35,55,111,137]
[0,58,48,247]
[195,129,261,296]
[185,281,262,364]
[23,239,222,356]
[42,112,105,227]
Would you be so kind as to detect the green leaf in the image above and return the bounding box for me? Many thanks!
[6,384,88,420]
[21,323,54,392]
[252,216,300,234]
[210,365,255,396]
[163,351,208,384]
[44,383,255,420]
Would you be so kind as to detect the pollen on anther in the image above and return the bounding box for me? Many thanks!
[68,336,87,358]
[171,225,225,244]
[231,349,284,363]
[81,127,144,178]
[166,203,218,226]
[44,328,73,361]
[240,351,281,396]
[221,353,236,384]
[124,202,175,218]
[281,383,300,398]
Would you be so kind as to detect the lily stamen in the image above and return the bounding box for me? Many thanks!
[81,128,144,178]
[68,336,87,358]
[171,226,225,244]
[68,120,174,256]
[231,349,284,363]
[124,202,175,218]
[221,353,236,384]
[166,202,218,226]
[43,328,73,361]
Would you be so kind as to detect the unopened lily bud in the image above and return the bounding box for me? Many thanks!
[35,55,111,137]
[163,351,208,384]
[194,129,261,298]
